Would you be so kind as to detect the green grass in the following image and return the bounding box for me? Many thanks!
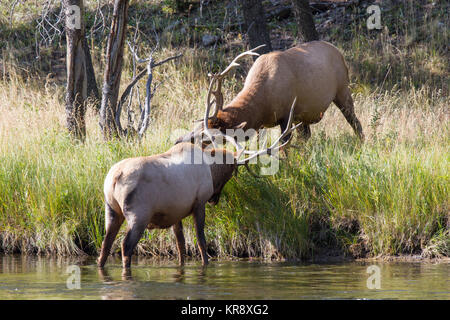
[0,81,447,259]
[0,0,448,260]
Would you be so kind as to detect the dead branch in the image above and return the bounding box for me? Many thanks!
[9,0,21,27]
[114,32,182,139]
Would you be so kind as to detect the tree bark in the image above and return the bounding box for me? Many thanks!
[241,0,272,59]
[99,0,130,139]
[64,0,87,140]
[83,37,100,111]
[291,0,319,42]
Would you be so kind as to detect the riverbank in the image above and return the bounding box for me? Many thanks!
[0,79,447,260]
[0,0,448,260]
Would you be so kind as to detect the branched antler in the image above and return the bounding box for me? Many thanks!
[236,97,301,165]
[202,45,266,146]
[201,97,300,170]
[204,44,266,123]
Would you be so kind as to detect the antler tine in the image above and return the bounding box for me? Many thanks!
[237,122,301,164]
[221,133,244,154]
[219,44,266,77]
[204,77,219,148]
[204,76,216,121]
[205,45,266,120]
[208,73,223,118]
[236,97,299,165]
[203,78,244,151]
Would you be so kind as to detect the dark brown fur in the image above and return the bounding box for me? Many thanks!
[208,162,236,204]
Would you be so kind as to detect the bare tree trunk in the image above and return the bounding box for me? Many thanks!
[99,0,129,139]
[241,0,272,59]
[83,37,100,111]
[64,0,87,140]
[291,0,319,42]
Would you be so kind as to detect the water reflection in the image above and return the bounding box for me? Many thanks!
[0,254,448,300]
[172,267,185,283]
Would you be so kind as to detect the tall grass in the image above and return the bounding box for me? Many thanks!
[0,0,448,259]
[0,74,447,259]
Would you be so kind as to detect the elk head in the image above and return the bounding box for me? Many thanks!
[200,97,300,180]
[175,45,266,145]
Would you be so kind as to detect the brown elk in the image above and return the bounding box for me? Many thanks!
[176,41,364,145]
[97,99,300,270]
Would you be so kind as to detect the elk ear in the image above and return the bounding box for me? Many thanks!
[233,122,247,130]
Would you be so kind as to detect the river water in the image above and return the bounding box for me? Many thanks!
[0,254,448,299]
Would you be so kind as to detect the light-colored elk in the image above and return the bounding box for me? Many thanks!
[97,99,300,270]
[176,41,364,145]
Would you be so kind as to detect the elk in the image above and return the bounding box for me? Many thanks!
[176,41,364,145]
[97,99,300,270]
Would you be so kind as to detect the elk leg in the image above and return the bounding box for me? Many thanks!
[296,123,311,141]
[98,203,124,268]
[121,218,147,269]
[334,87,364,141]
[193,203,208,266]
[173,221,186,266]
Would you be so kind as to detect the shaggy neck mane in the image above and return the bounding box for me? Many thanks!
[209,162,234,194]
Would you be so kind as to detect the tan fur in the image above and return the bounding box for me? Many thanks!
[98,143,236,269]
[216,41,348,127]
[202,41,363,140]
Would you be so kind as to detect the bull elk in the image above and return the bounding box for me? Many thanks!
[97,99,301,270]
[176,41,364,145]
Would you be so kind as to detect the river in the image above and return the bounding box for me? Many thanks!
[0,254,448,299]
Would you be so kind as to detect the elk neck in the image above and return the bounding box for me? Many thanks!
[207,149,236,195]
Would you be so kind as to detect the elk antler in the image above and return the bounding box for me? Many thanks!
[204,44,266,123]
[236,97,301,165]
[202,98,244,150]
[201,97,300,170]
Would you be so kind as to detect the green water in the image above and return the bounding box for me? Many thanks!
[0,254,448,299]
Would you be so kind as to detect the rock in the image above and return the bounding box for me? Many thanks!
[202,34,218,47]
[164,20,180,33]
